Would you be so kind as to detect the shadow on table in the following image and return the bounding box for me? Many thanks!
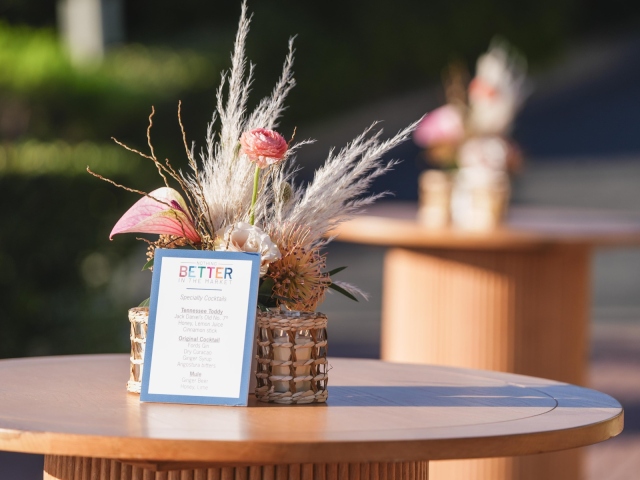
[326,385,618,409]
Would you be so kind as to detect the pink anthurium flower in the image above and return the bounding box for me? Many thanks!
[110,187,201,243]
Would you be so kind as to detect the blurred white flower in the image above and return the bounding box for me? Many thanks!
[217,222,281,276]
[468,41,528,136]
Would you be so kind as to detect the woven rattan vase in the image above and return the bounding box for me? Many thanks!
[127,307,149,394]
[255,310,328,404]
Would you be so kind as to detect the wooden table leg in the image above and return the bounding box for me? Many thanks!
[380,245,591,480]
[44,455,429,480]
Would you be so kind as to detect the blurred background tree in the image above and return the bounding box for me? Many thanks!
[0,0,639,358]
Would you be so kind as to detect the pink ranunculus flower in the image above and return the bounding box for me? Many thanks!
[240,128,288,168]
[413,104,465,148]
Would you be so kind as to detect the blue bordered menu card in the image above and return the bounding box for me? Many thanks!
[140,249,260,406]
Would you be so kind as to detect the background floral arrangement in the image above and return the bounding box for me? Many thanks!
[89,1,417,313]
[413,39,528,176]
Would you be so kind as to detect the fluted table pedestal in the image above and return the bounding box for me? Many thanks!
[381,245,588,480]
[43,456,429,480]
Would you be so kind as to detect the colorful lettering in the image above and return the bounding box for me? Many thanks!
[178,264,234,280]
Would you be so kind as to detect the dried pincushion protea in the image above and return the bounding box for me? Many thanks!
[267,239,330,312]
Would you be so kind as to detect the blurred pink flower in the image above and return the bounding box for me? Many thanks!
[240,128,288,168]
[413,105,465,147]
[110,187,201,243]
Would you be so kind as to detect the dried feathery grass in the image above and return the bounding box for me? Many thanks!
[264,121,420,251]
[176,1,419,309]
[97,1,418,311]
[184,3,312,236]
[180,3,417,251]
[181,1,420,250]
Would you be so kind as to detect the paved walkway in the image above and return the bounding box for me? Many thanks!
[585,323,640,479]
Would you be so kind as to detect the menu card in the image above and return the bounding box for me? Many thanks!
[140,249,260,406]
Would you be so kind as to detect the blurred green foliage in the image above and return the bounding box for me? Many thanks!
[0,21,219,357]
[0,140,136,175]
[1,0,638,358]
[0,22,216,143]
[0,173,150,357]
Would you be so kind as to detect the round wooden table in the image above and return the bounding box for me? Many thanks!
[332,202,640,480]
[0,355,623,480]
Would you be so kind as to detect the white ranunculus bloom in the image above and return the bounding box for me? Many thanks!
[217,222,281,276]
[468,42,528,136]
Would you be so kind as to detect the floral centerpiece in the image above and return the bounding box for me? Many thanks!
[89,2,417,403]
[413,39,528,230]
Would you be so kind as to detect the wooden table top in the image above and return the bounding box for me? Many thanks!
[332,202,640,250]
[0,355,622,466]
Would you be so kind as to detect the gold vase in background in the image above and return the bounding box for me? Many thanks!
[417,170,453,228]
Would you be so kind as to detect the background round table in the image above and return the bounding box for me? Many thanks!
[0,355,623,480]
[332,202,640,480]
